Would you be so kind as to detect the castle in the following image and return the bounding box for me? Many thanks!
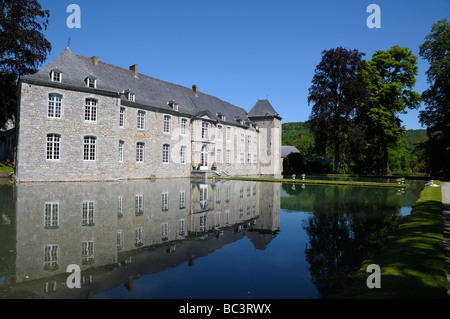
[15,48,282,182]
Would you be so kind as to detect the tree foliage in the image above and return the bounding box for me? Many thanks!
[0,0,51,129]
[359,46,422,175]
[419,19,450,176]
[307,47,367,173]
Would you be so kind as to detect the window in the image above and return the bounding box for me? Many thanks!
[136,142,145,163]
[85,77,97,88]
[83,136,96,161]
[46,134,61,160]
[247,153,251,164]
[217,125,222,140]
[202,121,209,140]
[126,92,135,102]
[216,149,222,165]
[119,107,126,128]
[161,192,169,211]
[137,110,146,130]
[50,71,61,82]
[240,153,244,164]
[181,118,188,135]
[162,144,170,163]
[180,146,187,164]
[179,191,186,209]
[48,94,62,118]
[82,201,95,226]
[44,244,59,271]
[135,195,144,216]
[118,196,123,218]
[163,115,171,133]
[226,149,231,165]
[241,133,244,144]
[161,222,169,241]
[44,202,59,228]
[119,140,124,163]
[84,98,97,122]
[135,227,143,247]
[179,219,186,236]
[226,127,231,141]
[117,230,123,250]
[82,241,95,265]
[253,154,257,165]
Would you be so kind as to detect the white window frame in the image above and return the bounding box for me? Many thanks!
[226,126,231,141]
[85,77,97,88]
[201,121,209,140]
[180,145,187,164]
[179,191,186,209]
[135,195,144,215]
[84,98,98,122]
[226,149,231,165]
[137,110,146,130]
[50,71,61,83]
[119,107,126,128]
[217,125,222,140]
[162,144,170,164]
[44,202,59,228]
[82,200,95,226]
[216,149,222,165]
[161,192,169,211]
[83,136,97,161]
[181,118,188,135]
[119,140,124,163]
[46,134,61,161]
[163,115,171,134]
[48,94,62,118]
[136,142,145,163]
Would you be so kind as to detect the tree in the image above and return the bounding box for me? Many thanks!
[0,0,51,129]
[307,47,367,173]
[419,19,450,176]
[360,46,421,175]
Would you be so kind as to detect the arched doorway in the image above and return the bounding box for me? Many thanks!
[200,144,209,170]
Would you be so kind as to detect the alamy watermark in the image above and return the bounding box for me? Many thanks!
[366,4,381,29]
[366,264,381,288]
[67,4,81,29]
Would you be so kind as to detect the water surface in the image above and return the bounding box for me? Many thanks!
[0,178,424,299]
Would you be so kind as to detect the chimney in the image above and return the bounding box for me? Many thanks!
[192,84,198,96]
[91,56,99,67]
[130,64,138,77]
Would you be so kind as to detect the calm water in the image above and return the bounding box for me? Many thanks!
[0,178,424,299]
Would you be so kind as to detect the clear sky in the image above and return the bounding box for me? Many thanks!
[39,0,449,130]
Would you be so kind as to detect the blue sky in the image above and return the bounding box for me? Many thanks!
[39,0,449,130]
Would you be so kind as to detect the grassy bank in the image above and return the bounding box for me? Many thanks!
[332,180,447,298]
[212,176,408,188]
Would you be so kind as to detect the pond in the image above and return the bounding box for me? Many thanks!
[0,178,424,299]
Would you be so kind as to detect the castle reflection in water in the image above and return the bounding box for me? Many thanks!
[9,178,280,298]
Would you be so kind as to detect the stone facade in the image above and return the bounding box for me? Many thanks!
[15,50,282,182]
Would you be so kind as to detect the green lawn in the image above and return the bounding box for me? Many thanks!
[0,165,14,173]
[331,180,448,298]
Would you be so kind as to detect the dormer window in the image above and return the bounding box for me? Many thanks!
[168,100,178,111]
[84,76,97,88]
[124,90,135,102]
[217,112,226,121]
[234,116,243,124]
[50,70,62,82]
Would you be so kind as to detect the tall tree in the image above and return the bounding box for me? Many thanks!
[0,0,51,129]
[360,46,421,175]
[307,47,367,173]
[419,19,450,176]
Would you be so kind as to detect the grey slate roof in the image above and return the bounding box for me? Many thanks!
[248,99,280,118]
[281,145,300,158]
[23,48,273,126]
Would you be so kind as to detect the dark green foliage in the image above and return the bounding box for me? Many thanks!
[419,19,450,176]
[0,0,51,129]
